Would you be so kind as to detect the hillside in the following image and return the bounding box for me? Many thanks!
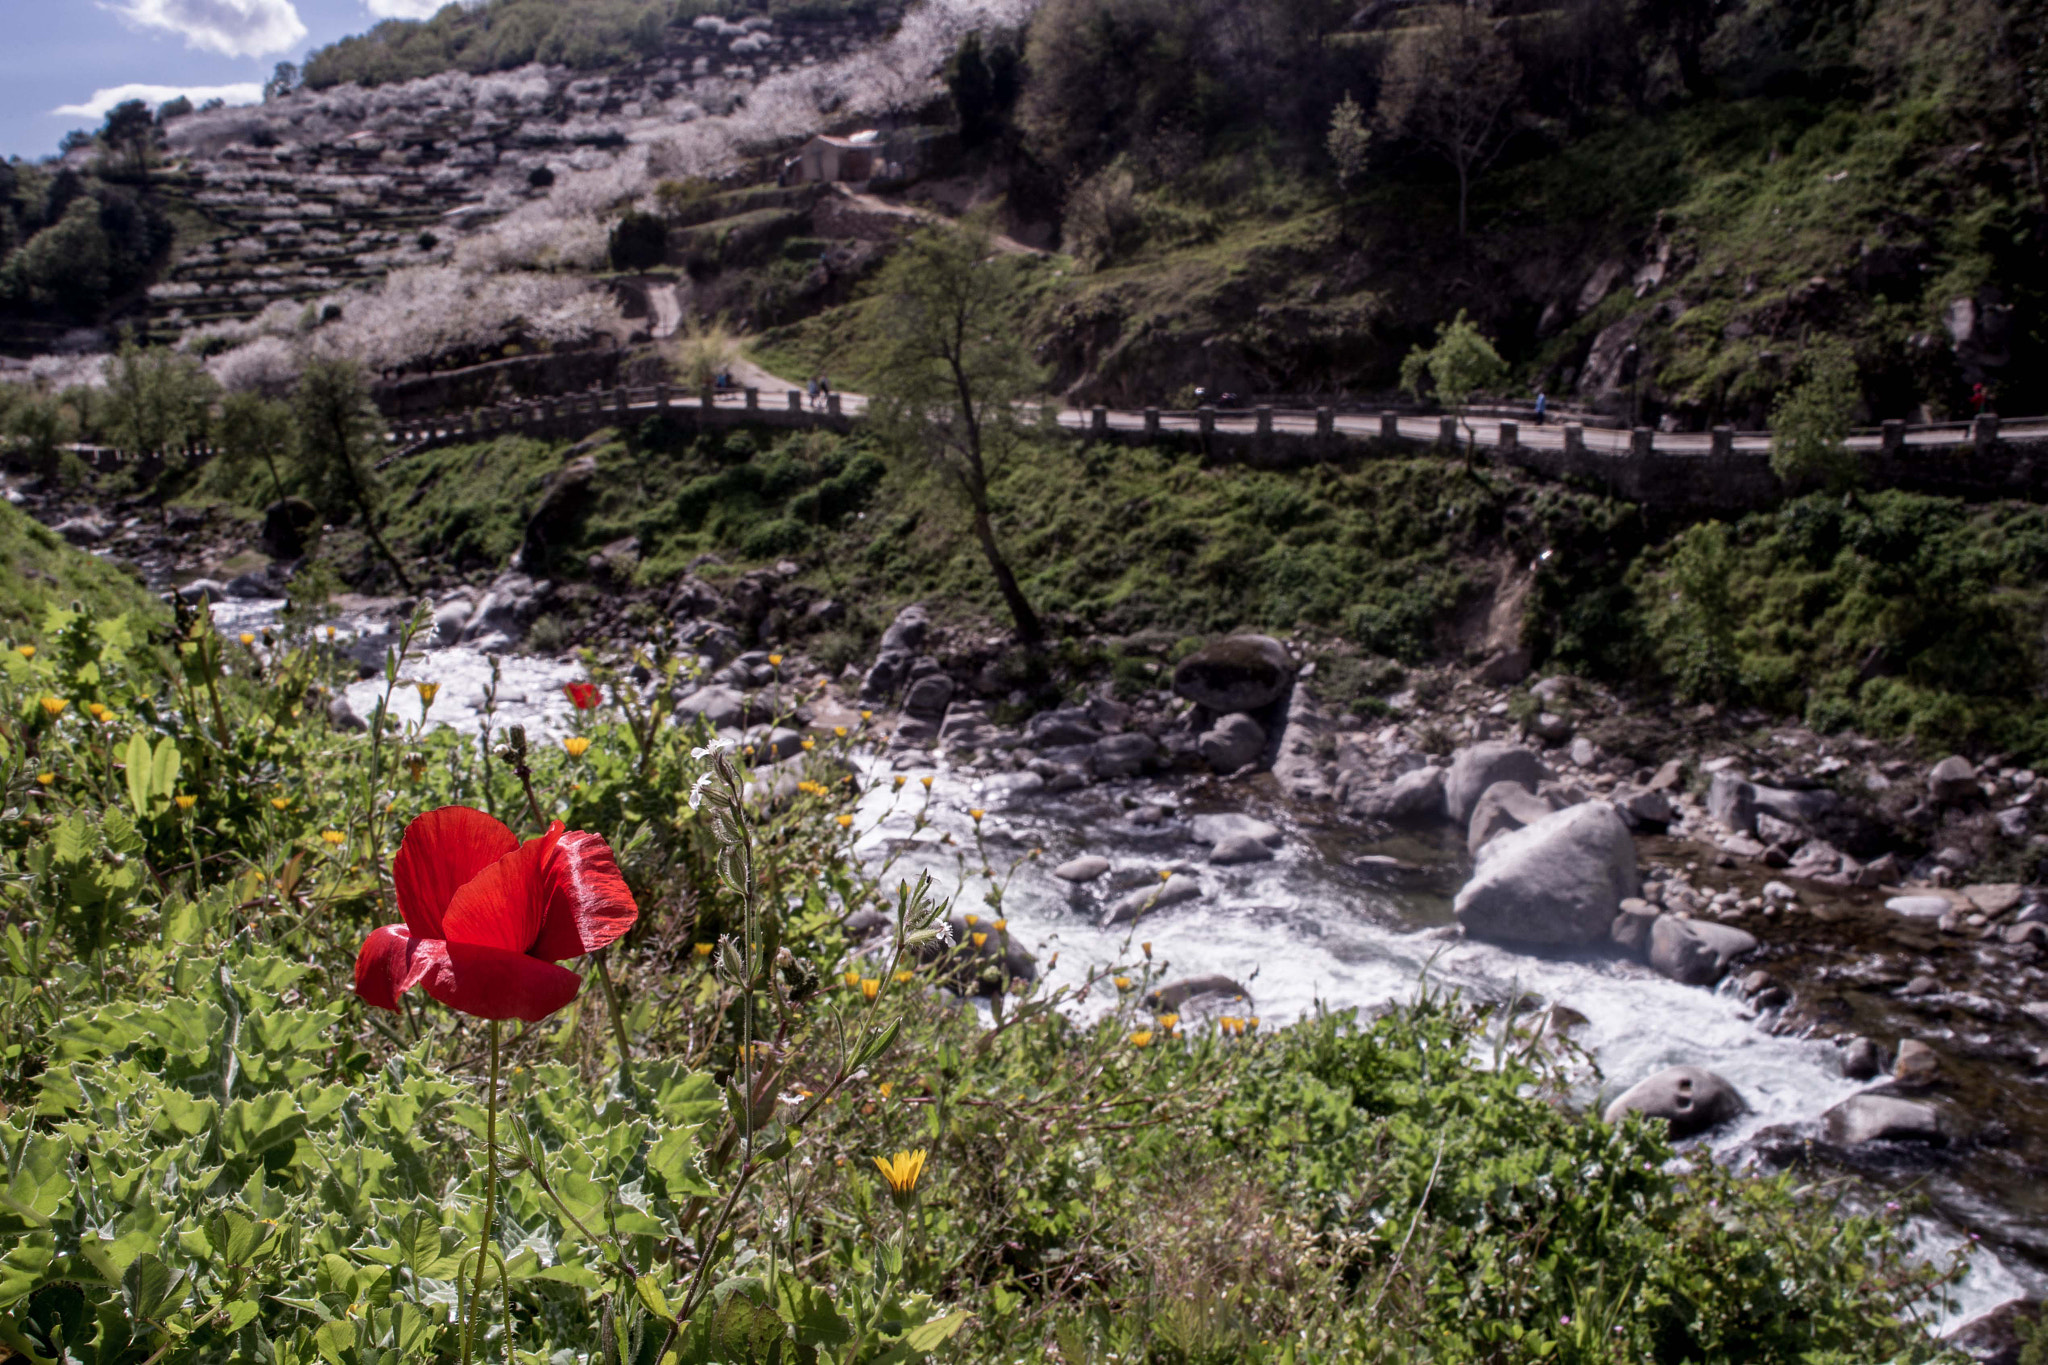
[0,496,166,636]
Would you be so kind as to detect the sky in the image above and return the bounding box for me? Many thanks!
[1,0,452,161]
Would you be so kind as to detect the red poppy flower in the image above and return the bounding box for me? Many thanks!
[353,806,639,1022]
[564,682,602,711]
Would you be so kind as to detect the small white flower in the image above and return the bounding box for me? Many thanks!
[692,737,736,760]
[688,772,716,810]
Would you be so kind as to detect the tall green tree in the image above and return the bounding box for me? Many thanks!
[294,358,413,593]
[103,339,218,456]
[215,391,297,506]
[865,213,1045,645]
[1400,309,1508,466]
[1768,339,1862,493]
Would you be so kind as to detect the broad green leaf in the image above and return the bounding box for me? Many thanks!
[223,1092,305,1159]
[123,733,152,819]
[647,1124,714,1201]
[636,1274,677,1325]
[150,737,181,805]
[898,1310,969,1354]
[121,1254,183,1321]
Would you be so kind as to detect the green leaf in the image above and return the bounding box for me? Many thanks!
[122,1254,183,1321]
[647,1124,714,1201]
[150,737,182,806]
[897,1309,969,1354]
[636,1274,678,1325]
[222,1092,305,1159]
[853,1018,902,1071]
[221,1297,262,1333]
[774,1277,849,1349]
[122,733,152,819]
[313,1316,354,1365]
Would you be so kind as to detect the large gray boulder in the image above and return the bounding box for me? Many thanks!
[1602,1065,1745,1138]
[1821,1094,1947,1146]
[1446,743,1550,825]
[1198,713,1268,772]
[1358,765,1446,822]
[1104,873,1203,926]
[1145,975,1253,1014]
[1453,802,1639,946]
[1707,772,1757,833]
[1752,784,1840,827]
[1171,635,1294,713]
[676,684,749,728]
[1091,732,1159,779]
[1026,708,1105,749]
[1052,855,1110,883]
[902,673,954,720]
[860,604,928,702]
[1646,916,1758,985]
[1468,780,1562,855]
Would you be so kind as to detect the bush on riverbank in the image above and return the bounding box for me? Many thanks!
[0,596,1966,1363]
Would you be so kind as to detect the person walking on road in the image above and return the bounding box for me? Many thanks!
[1534,390,1547,425]
[807,375,821,411]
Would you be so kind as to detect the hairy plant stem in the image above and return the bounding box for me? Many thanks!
[463,1019,502,1365]
[593,948,636,1095]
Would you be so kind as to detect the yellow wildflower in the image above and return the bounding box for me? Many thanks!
[893,775,906,788]
[1115,976,1132,990]
[861,709,873,721]
[1156,1012,1179,1032]
[837,813,854,828]
[694,942,715,958]
[174,794,197,811]
[801,738,816,751]
[1130,1030,1154,1049]
[1159,869,1172,882]
[966,914,979,927]
[834,725,848,738]
[992,918,1007,932]
[1142,942,1152,959]
[15,645,34,659]
[239,632,256,646]
[86,702,111,722]
[564,736,592,758]
[1246,1016,1261,1032]
[271,797,290,810]
[878,1081,894,1099]
[873,1149,928,1200]
[843,970,861,988]
[36,771,56,786]
[860,977,880,1001]
[416,682,440,706]
[920,776,933,789]
[320,830,346,846]
[971,932,988,948]
[768,654,783,667]
[893,969,915,983]
[39,696,67,717]
[969,808,985,823]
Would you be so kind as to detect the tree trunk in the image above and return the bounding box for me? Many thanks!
[969,504,1042,644]
[331,420,413,594]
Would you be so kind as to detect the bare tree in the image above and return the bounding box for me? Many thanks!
[1378,5,1523,237]
[866,212,1045,645]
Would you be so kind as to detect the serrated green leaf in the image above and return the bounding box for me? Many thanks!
[636,1274,678,1325]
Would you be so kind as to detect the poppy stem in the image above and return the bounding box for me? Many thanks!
[592,948,636,1096]
[463,1019,502,1365]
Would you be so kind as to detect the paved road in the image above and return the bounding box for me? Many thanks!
[390,380,2048,459]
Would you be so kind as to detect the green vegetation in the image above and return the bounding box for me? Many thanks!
[0,501,163,635]
[1401,311,1509,463]
[1769,338,1862,493]
[0,592,1969,1362]
[1630,491,2048,758]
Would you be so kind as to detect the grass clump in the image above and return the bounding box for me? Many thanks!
[0,499,165,637]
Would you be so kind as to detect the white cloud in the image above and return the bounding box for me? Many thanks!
[108,0,308,58]
[364,0,448,18]
[53,81,265,119]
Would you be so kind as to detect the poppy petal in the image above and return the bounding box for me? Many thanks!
[393,806,518,940]
[440,822,562,953]
[414,939,584,1022]
[353,924,440,1011]
[531,829,641,961]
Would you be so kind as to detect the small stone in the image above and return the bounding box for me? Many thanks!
[1893,1038,1941,1086]
[1928,754,1978,804]
[1528,711,1574,743]
[1569,736,1598,768]
[1997,806,2031,839]
[2004,921,2048,946]
[1209,833,1276,865]
[1963,883,2025,916]
[1762,880,1798,902]
[1647,758,1687,791]
[1053,856,1111,883]
[1610,900,1659,956]
[1885,895,1952,919]
[1840,1036,1883,1080]
[1899,975,1940,997]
